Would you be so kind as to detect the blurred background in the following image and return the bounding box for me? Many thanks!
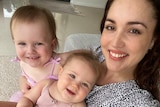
[0,0,106,55]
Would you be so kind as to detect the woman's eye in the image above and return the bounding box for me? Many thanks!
[105,25,115,31]
[69,74,75,79]
[130,29,141,34]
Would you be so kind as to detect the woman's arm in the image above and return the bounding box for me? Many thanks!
[0,101,17,107]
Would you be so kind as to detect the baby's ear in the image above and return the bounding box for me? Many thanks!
[51,39,56,48]
[58,65,63,76]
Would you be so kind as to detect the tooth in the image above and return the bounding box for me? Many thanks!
[110,51,126,58]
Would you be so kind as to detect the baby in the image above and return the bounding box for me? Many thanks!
[16,51,100,107]
[10,5,60,101]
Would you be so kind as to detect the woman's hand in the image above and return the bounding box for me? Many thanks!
[0,101,17,107]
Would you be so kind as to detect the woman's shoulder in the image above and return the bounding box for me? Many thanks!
[86,80,160,106]
[122,87,160,106]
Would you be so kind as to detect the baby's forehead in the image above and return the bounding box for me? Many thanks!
[66,57,97,73]
[12,17,47,25]
[12,19,50,34]
[66,55,98,68]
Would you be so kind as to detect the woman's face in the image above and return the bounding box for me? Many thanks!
[101,0,157,77]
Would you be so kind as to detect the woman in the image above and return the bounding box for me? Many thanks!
[1,0,160,106]
[86,0,160,106]
[0,101,16,107]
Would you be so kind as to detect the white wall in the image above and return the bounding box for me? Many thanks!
[71,0,107,8]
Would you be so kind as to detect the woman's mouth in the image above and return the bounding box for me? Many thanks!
[110,51,128,58]
[109,50,128,60]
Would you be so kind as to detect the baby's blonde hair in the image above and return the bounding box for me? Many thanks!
[63,51,101,81]
[10,5,58,49]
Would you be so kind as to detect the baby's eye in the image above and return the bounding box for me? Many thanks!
[34,42,43,46]
[18,42,26,46]
[81,82,89,88]
[69,74,75,79]
[129,29,141,34]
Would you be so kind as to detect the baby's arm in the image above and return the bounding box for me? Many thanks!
[19,75,31,94]
[17,79,49,107]
[16,97,33,107]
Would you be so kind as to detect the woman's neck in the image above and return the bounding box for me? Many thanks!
[96,61,134,85]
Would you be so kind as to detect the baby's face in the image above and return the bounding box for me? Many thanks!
[12,20,55,67]
[57,58,97,103]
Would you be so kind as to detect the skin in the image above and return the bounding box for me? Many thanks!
[0,101,16,107]
[1,0,158,106]
[12,19,58,92]
[99,0,156,84]
[12,20,55,68]
[56,58,96,103]
[17,58,97,107]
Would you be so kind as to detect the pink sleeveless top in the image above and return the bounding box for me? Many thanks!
[11,57,60,86]
[36,83,73,107]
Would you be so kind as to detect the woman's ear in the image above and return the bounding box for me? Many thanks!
[149,39,155,49]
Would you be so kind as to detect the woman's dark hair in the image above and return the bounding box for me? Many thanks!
[100,0,160,101]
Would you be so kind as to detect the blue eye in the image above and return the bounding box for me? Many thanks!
[69,74,75,79]
[81,82,89,88]
[34,42,43,46]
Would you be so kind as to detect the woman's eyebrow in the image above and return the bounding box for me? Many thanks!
[105,19,147,29]
[127,21,147,29]
[105,18,115,23]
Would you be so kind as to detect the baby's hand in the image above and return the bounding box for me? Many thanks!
[19,76,31,94]
[21,83,31,94]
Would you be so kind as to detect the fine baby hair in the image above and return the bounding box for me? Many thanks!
[63,51,100,80]
[10,5,58,49]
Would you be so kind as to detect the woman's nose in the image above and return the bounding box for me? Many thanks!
[112,32,125,48]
